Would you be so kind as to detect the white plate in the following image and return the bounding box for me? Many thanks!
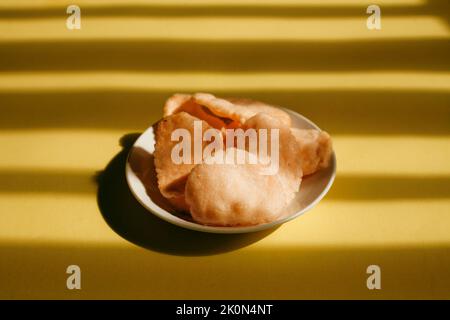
[125,108,336,234]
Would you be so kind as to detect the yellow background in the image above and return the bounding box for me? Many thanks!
[0,0,449,299]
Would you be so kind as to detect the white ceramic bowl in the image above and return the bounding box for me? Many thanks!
[125,108,336,233]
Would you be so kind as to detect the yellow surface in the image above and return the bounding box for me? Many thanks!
[0,0,450,299]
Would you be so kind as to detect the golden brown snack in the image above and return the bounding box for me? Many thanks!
[185,149,295,226]
[243,113,302,189]
[163,93,191,117]
[156,93,332,225]
[185,114,302,226]
[194,93,291,127]
[163,93,291,129]
[154,112,215,211]
[163,94,229,130]
[227,97,292,127]
[290,128,333,176]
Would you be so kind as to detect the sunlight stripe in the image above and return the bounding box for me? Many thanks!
[0,72,449,91]
[0,0,427,10]
[0,17,447,42]
[0,195,448,247]
[0,131,448,175]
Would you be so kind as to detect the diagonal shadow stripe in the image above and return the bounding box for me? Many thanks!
[1,39,449,72]
[0,243,449,298]
[0,90,448,135]
[327,175,450,200]
[0,169,448,200]
[0,170,97,194]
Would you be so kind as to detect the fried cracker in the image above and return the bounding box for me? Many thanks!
[290,128,333,176]
[244,113,302,190]
[154,112,215,211]
[185,148,294,226]
[164,93,291,129]
[163,93,231,130]
[185,114,302,226]
[194,93,292,127]
[227,97,292,127]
